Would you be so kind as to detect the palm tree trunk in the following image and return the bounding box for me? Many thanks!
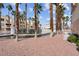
[61,18,64,32]
[0,9,1,30]
[56,4,61,34]
[49,3,53,37]
[56,13,60,33]
[14,16,16,26]
[59,16,62,31]
[25,4,28,33]
[16,3,19,41]
[8,11,10,25]
[58,14,62,33]
[34,3,38,39]
[56,4,59,33]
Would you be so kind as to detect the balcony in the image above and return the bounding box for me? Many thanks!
[6,23,11,26]
[6,28,11,31]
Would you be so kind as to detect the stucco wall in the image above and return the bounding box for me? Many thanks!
[72,5,79,35]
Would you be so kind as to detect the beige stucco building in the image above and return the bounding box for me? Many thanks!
[0,16,41,34]
[71,4,79,35]
[0,16,14,33]
[19,18,35,30]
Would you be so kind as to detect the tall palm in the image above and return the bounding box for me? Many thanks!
[55,3,59,32]
[34,3,43,38]
[15,3,19,41]
[59,4,66,31]
[0,3,4,30]
[56,4,65,33]
[49,3,53,37]
[34,3,37,38]
[6,4,13,23]
[62,16,66,30]
[25,4,28,33]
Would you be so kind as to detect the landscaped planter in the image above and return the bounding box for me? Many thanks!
[76,46,79,52]
[67,33,79,52]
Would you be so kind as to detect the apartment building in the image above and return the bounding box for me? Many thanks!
[0,16,14,33]
[19,18,40,30]
[0,16,41,34]
[19,18,32,29]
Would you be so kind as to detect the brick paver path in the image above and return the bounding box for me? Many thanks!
[0,33,79,56]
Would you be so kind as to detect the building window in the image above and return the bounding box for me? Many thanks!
[6,28,11,31]
[1,22,4,26]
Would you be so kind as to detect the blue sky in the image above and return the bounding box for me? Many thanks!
[1,3,71,26]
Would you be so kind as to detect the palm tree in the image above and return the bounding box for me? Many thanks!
[25,4,28,33]
[55,3,60,33]
[49,3,53,37]
[15,3,19,41]
[34,3,37,38]
[6,4,13,24]
[59,4,66,31]
[55,3,65,33]
[0,3,4,30]
[34,3,43,38]
[62,16,66,31]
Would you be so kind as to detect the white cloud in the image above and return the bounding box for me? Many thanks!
[9,4,22,12]
[64,14,71,18]
[29,8,33,12]
[53,17,56,20]
[44,3,49,11]
[63,3,70,11]
[47,18,50,21]
[53,10,55,14]
[9,3,15,6]
[44,4,56,15]
[19,8,22,12]
[9,3,23,12]
[44,4,56,10]
[53,5,56,11]
[39,16,43,19]
[46,17,56,21]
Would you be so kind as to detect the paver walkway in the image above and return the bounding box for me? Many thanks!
[0,33,79,56]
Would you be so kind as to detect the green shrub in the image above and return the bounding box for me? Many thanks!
[18,29,27,34]
[67,35,77,43]
[76,40,79,46]
[29,29,35,34]
[37,28,42,34]
[28,28,42,34]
